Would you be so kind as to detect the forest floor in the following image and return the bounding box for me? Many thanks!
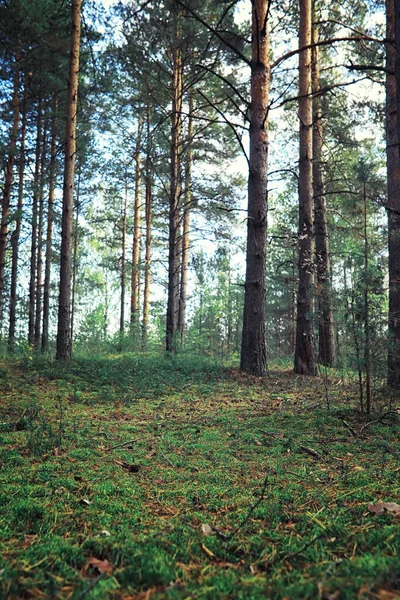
[0,353,400,600]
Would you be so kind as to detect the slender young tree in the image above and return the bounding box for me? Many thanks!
[120,175,128,339]
[42,103,58,352]
[56,0,82,360]
[294,0,316,375]
[311,13,335,366]
[34,121,48,347]
[178,91,194,341]
[130,119,142,329]
[240,0,270,376]
[142,101,152,349]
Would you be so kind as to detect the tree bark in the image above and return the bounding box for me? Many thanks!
[294,0,316,375]
[142,101,152,350]
[312,14,335,367]
[42,102,58,352]
[120,175,128,340]
[166,6,184,352]
[56,0,82,360]
[131,118,143,330]
[240,0,270,376]
[34,122,48,348]
[178,91,194,342]
[28,97,43,347]
[389,0,400,386]
[8,73,27,352]
[0,53,20,325]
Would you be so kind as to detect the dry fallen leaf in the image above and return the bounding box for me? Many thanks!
[87,556,113,574]
[201,523,213,535]
[368,501,400,515]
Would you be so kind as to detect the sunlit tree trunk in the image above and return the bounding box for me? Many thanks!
[131,118,143,330]
[8,73,27,352]
[0,53,20,326]
[312,14,335,367]
[294,0,316,375]
[56,0,82,360]
[240,0,270,375]
[142,101,152,350]
[178,91,193,342]
[28,98,43,347]
[166,3,183,352]
[389,0,400,386]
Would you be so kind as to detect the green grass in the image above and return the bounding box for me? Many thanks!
[0,353,399,599]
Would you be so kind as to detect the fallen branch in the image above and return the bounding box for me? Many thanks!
[104,439,136,451]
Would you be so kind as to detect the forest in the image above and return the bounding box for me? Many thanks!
[0,0,400,598]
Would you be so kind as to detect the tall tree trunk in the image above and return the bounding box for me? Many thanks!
[8,73,27,352]
[120,176,128,341]
[130,118,143,330]
[28,98,43,347]
[178,91,194,342]
[56,0,82,360]
[311,15,335,366]
[0,53,20,326]
[363,183,372,413]
[294,0,316,375]
[142,101,152,350]
[42,102,58,352]
[166,5,183,352]
[388,0,400,386]
[34,122,47,348]
[240,0,270,375]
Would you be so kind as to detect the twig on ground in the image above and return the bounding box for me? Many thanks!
[342,420,359,438]
[162,454,176,468]
[104,439,136,451]
[282,533,324,562]
[298,445,324,461]
[359,411,400,435]
[77,573,104,599]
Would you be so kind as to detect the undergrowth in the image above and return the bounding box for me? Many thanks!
[0,353,399,599]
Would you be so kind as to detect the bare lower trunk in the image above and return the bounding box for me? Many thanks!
[312,16,335,367]
[0,54,20,326]
[120,178,128,340]
[34,123,47,348]
[178,92,193,342]
[42,103,58,352]
[8,74,27,352]
[142,101,152,350]
[240,0,270,376]
[28,98,43,346]
[388,0,400,386]
[166,11,183,352]
[70,169,81,344]
[131,119,143,329]
[363,184,371,413]
[56,0,82,360]
[294,0,316,375]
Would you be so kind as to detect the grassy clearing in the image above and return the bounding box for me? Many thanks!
[0,353,399,599]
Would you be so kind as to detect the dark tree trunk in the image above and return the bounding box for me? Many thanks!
[312,15,335,366]
[70,169,81,344]
[8,73,27,352]
[240,0,270,376]
[0,53,20,326]
[294,0,316,375]
[142,101,152,350]
[42,103,58,352]
[56,0,82,360]
[389,0,400,386]
[28,98,43,347]
[166,8,183,352]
